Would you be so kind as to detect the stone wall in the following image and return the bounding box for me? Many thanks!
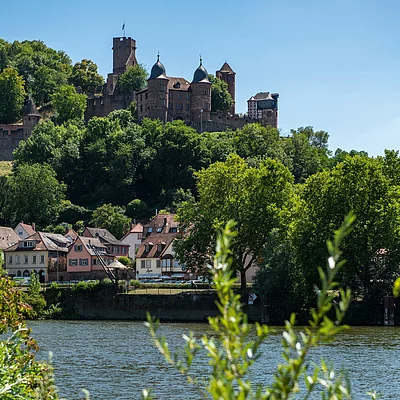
[0,126,25,160]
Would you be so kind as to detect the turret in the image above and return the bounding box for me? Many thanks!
[22,97,41,139]
[216,62,235,114]
[190,58,211,122]
[147,55,169,122]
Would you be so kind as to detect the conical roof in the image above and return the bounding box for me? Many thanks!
[24,97,40,116]
[192,58,210,83]
[149,54,167,80]
[219,62,235,74]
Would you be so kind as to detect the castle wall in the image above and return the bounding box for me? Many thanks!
[0,125,25,160]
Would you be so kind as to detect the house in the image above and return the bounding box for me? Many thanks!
[64,228,79,246]
[135,232,187,280]
[82,227,130,257]
[121,223,143,259]
[14,222,36,239]
[4,232,69,282]
[0,227,20,254]
[66,236,115,280]
[142,214,178,238]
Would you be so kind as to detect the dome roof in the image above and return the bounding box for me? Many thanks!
[192,58,210,83]
[149,55,167,79]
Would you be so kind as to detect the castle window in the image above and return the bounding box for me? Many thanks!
[140,94,143,101]
[169,102,173,110]
[177,93,181,100]
[160,99,166,106]
[145,93,148,99]
[186,94,189,100]
[186,104,190,111]
[173,82,181,89]
[160,84,167,92]
[140,105,143,112]
[169,92,173,99]
[204,103,210,110]
[176,103,179,110]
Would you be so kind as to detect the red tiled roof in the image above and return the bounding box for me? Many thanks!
[0,227,20,250]
[136,233,177,259]
[19,223,36,236]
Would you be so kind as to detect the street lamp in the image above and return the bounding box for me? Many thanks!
[200,109,203,133]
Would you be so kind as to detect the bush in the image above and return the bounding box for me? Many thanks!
[129,279,141,288]
[71,280,99,292]
[101,278,113,285]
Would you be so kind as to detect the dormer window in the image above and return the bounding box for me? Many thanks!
[145,244,150,252]
[22,241,34,248]
[173,82,181,89]
[157,227,163,233]
[148,227,153,233]
[157,243,163,252]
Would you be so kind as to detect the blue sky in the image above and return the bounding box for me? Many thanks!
[2,0,399,156]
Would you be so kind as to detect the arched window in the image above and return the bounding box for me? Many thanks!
[17,270,21,277]
[23,270,30,277]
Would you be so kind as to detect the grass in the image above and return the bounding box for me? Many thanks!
[0,161,12,176]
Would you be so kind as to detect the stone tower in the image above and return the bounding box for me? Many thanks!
[216,62,235,114]
[112,37,137,75]
[190,58,211,123]
[22,97,41,139]
[147,55,169,122]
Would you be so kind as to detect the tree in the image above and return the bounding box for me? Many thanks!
[51,84,87,124]
[126,199,148,220]
[175,154,294,289]
[2,163,66,227]
[69,59,104,93]
[0,67,26,123]
[208,74,233,112]
[293,155,400,305]
[91,203,130,239]
[117,64,148,95]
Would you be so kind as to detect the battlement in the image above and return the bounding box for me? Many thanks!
[112,37,137,75]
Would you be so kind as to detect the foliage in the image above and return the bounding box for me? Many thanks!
[117,64,148,95]
[117,256,132,266]
[2,163,66,227]
[126,198,148,220]
[292,155,400,305]
[24,272,47,318]
[90,203,131,239]
[0,67,26,123]
[145,218,361,400]
[208,74,233,112]
[51,84,87,124]
[71,280,100,292]
[129,279,141,288]
[69,59,104,93]
[0,272,59,398]
[175,154,293,288]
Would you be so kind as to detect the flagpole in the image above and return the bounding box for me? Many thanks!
[122,22,126,37]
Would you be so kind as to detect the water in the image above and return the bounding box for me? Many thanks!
[29,320,400,399]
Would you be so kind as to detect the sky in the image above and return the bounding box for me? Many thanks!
[2,0,400,156]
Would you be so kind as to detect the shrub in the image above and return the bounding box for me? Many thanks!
[71,280,99,292]
[129,279,141,288]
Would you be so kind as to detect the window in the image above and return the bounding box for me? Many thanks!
[135,244,140,251]
[204,102,210,110]
[141,260,145,269]
[69,259,77,266]
[176,103,179,110]
[169,102,173,110]
[8,256,12,264]
[113,246,119,254]
[145,260,151,269]
[16,255,20,264]
[18,230,23,236]
[140,94,142,101]
[186,104,190,111]
[145,93,148,99]
[32,255,36,264]
[156,260,161,269]
[157,244,163,252]
[93,258,97,265]
[162,259,171,267]
[145,244,150,252]
[174,260,179,268]
[177,93,181,100]
[137,233,142,240]
[74,245,83,252]
[40,255,44,264]
[160,84,166,92]
[79,258,89,266]
[186,93,189,100]
[148,227,153,233]
[157,227,163,233]
[123,247,127,254]
[24,255,28,264]
[140,105,143,112]
[23,241,33,248]
[170,227,177,233]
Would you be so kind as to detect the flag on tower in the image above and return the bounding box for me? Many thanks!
[122,22,125,30]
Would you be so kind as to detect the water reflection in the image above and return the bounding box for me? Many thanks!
[30,321,400,399]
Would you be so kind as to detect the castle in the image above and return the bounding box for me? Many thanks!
[86,37,279,132]
[0,98,41,160]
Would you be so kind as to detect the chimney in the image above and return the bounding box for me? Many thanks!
[163,217,167,226]
[32,222,36,231]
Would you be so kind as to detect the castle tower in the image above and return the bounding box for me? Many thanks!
[216,62,235,114]
[147,55,169,123]
[112,37,137,75]
[190,58,211,123]
[22,97,41,139]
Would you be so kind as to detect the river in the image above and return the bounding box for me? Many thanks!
[29,320,400,399]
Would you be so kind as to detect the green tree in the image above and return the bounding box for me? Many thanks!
[2,163,66,227]
[24,272,46,318]
[0,67,26,123]
[175,154,294,288]
[293,155,400,305]
[69,59,104,93]
[208,74,233,112]
[51,84,87,124]
[91,203,130,239]
[126,199,148,220]
[117,64,148,95]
